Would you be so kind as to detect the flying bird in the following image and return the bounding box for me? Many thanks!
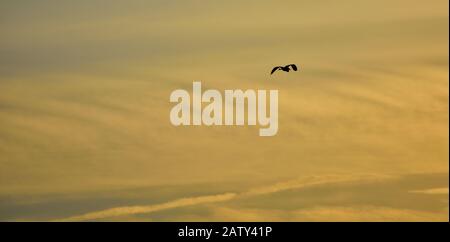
[271,64,298,75]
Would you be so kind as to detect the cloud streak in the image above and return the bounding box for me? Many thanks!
[409,187,449,195]
[57,173,397,221]
[57,192,237,222]
[242,174,396,197]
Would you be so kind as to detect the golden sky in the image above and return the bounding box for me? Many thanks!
[0,0,448,221]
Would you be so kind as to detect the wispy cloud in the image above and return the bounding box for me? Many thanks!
[409,187,449,195]
[57,192,237,222]
[242,174,396,197]
[57,173,397,221]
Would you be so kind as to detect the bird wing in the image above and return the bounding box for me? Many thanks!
[271,66,281,74]
[289,64,298,71]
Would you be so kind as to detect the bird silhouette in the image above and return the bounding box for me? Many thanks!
[271,64,298,75]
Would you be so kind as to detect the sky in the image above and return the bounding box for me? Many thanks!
[0,0,448,221]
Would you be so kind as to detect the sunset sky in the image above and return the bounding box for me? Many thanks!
[0,0,448,221]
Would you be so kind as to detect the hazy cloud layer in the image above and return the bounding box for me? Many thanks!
[0,0,448,221]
